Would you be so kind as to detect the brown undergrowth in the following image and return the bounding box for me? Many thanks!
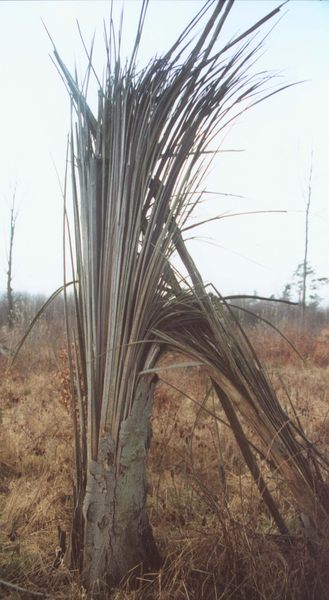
[1,325,329,598]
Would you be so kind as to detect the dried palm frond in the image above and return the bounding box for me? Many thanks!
[51,0,329,573]
[150,289,329,530]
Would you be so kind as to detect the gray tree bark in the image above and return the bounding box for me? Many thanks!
[82,378,161,594]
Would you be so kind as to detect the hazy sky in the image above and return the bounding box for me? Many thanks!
[1,0,329,303]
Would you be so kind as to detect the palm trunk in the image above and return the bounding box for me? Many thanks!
[82,378,161,591]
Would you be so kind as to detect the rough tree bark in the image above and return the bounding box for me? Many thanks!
[82,377,161,592]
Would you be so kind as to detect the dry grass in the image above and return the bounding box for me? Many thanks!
[248,323,329,368]
[1,324,329,598]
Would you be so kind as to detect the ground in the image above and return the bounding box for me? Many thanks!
[1,323,329,599]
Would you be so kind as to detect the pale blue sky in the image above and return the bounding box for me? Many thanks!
[0,1,328,302]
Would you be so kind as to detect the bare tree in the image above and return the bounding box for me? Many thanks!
[6,191,17,330]
[301,152,313,326]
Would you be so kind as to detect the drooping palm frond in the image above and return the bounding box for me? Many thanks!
[150,288,329,528]
[53,0,329,552]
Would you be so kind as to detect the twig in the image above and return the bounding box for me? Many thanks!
[0,578,50,598]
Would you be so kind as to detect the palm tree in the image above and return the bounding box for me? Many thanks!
[51,0,329,593]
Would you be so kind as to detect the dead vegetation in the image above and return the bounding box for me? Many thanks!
[1,323,329,598]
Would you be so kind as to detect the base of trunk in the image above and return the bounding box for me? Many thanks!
[82,379,161,593]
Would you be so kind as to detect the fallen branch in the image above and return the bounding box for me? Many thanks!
[0,578,49,598]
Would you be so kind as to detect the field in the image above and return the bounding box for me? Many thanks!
[1,319,329,599]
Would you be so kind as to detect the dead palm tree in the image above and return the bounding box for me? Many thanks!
[50,0,329,593]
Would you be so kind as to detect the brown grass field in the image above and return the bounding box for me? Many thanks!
[1,322,329,599]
